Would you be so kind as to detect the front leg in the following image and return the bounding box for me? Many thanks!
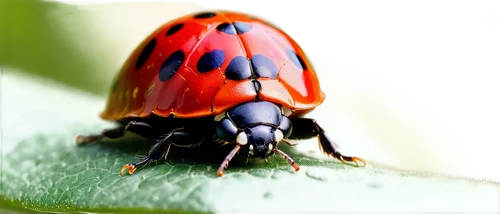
[120,128,204,176]
[288,118,367,167]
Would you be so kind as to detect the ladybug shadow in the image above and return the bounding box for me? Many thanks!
[81,133,309,171]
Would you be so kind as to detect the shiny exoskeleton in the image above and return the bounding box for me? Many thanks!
[76,11,366,176]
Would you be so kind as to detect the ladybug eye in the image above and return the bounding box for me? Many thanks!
[266,144,273,155]
[215,118,238,142]
[279,116,292,138]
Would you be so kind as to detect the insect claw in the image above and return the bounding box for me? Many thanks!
[119,164,136,176]
[217,144,241,177]
[354,157,367,167]
[333,152,367,167]
[75,134,103,145]
[74,135,85,144]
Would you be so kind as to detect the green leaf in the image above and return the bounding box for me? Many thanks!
[1,71,499,214]
[1,0,110,95]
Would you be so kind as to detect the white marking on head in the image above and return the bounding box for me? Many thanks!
[214,111,226,121]
[266,144,273,155]
[274,130,284,142]
[249,145,254,156]
[281,106,293,117]
[236,132,248,145]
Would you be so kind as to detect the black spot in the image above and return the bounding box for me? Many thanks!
[225,56,252,80]
[233,22,252,34]
[166,23,184,36]
[217,22,252,35]
[251,54,278,78]
[197,49,225,73]
[135,38,156,70]
[217,23,237,35]
[286,49,307,70]
[194,12,216,19]
[159,50,184,82]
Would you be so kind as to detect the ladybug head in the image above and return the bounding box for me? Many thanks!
[215,101,292,159]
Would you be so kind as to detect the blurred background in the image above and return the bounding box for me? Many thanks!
[1,1,203,95]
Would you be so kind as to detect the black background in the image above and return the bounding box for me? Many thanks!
[217,0,500,176]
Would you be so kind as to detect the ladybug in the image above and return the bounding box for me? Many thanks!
[76,11,366,177]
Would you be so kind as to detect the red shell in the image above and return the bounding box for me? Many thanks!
[100,11,325,121]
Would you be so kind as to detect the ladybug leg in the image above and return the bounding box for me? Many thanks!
[123,121,156,138]
[274,148,300,172]
[75,121,154,144]
[288,118,367,167]
[120,128,199,176]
